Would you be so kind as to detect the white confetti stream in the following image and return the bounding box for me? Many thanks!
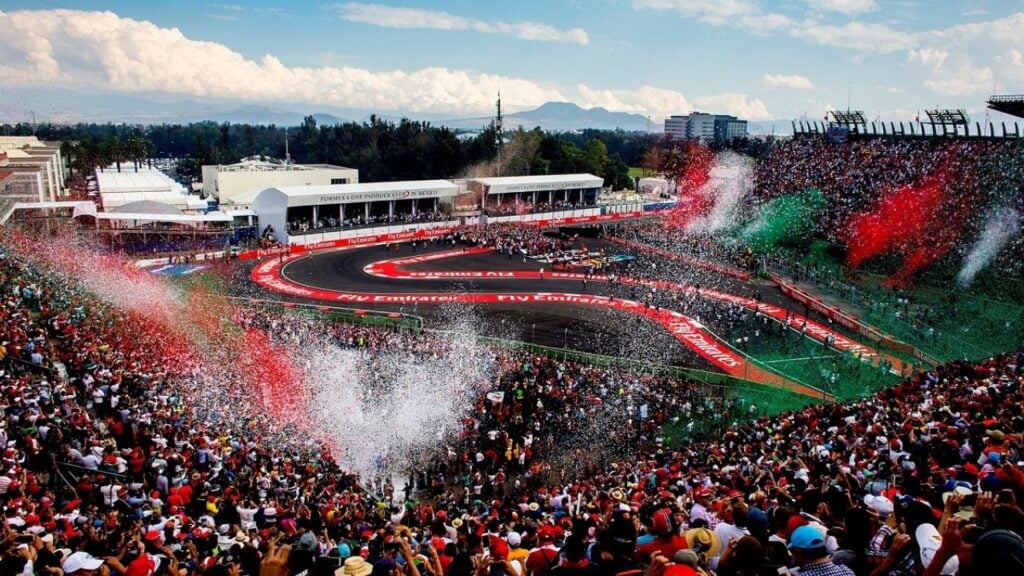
[300,305,495,490]
[685,151,754,236]
[957,207,1021,287]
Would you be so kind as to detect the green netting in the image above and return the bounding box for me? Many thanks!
[776,261,1024,362]
[723,323,901,401]
[462,334,825,442]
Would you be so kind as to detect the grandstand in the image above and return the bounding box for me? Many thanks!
[988,94,1024,120]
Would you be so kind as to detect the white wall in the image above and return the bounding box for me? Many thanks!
[215,168,359,203]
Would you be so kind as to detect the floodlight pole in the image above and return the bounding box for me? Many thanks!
[495,91,503,177]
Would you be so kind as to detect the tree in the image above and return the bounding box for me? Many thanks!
[105,135,125,173]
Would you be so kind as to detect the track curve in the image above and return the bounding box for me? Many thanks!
[250,243,874,399]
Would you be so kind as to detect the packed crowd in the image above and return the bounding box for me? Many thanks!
[752,137,1024,256]
[286,211,449,234]
[453,224,574,259]
[484,202,590,217]
[1,231,1024,576]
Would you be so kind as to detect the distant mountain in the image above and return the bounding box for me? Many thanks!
[0,89,657,132]
[747,120,794,136]
[180,105,347,126]
[440,102,660,133]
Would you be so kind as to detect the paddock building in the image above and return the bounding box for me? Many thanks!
[251,180,459,243]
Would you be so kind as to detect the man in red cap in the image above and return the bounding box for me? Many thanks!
[525,526,560,576]
[688,488,717,529]
[635,508,689,561]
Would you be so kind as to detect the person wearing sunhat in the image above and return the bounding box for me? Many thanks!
[339,555,373,576]
[683,527,720,566]
[787,525,853,576]
[507,532,529,566]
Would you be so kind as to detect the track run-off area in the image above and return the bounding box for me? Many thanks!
[251,240,908,400]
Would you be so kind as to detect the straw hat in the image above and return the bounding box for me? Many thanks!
[337,556,372,576]
[684,528,722,562]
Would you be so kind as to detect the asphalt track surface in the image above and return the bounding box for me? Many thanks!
[249,236,899,397]
[277,241,710,369]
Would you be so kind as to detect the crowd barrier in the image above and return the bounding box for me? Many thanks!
[236,209,666,260]
[227,296,423,332]
[770,274,939,366]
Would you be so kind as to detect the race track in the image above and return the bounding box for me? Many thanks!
[249,237,913,399]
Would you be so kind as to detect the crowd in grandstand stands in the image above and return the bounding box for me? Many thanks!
[605,224,750,273]
[484,202,589,217]
[2,226,1024,576]
[287,212,448,234]
[752,138,1024,252]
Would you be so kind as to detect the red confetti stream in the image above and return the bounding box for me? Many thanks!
[664,142,716,229]
[0,226,316,438]
[842,168,970,285]
[843,176,947,268]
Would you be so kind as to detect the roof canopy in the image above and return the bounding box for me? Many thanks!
[259,180,459,208]
[95,167,187,195]
[471,174,603,195]
[95,212,232,224]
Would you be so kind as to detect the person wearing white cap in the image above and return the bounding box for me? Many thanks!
[864,494,897,569]
[63,551,104,575]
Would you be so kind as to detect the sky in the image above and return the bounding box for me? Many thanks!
[1,0,1023,123]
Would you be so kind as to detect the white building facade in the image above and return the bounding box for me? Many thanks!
[202,159,359,207]
[0,137,66,202]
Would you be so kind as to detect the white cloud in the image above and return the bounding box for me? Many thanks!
[906,13,1024,96]
[0,9,566,115]
[575,84,693,120]
[922,62,993,96]
[761,74,815,90]
[632,0,793,30]
[804,0,877,15]
[790,21,915,53]
[0,9,760,121]
[693,93,772,120]
[336,3,589,45]
[201,12,240,21]
[907,48,948,70]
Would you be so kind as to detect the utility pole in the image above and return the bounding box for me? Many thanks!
[495,91,503,177]
[284,127,291,168]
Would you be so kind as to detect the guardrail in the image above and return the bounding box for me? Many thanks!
[227,296,424,332]
[767,261,984,363]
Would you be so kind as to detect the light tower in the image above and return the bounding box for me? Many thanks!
[495,91,503,177]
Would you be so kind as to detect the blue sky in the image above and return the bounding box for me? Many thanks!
[1,1,1022,122]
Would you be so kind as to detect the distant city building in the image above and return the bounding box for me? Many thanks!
[202,157,359,208]
[0,136,66,202]
[664,113,748,142]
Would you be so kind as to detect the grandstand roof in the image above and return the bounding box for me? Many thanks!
[255,180,459,208]
[95,212,232,224]
[471,174,603,194]
[987,94,1024,120]
[109,200,184,215]
[95,168,183,194]
[100,191,208,212]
